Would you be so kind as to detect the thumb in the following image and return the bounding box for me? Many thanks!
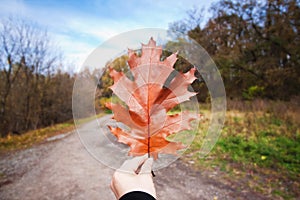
[119,155,148,172]
[140,158,153,174]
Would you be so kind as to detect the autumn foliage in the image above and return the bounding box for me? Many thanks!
[106,38,198,159]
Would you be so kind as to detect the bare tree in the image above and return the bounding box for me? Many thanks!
[0,18,61,136]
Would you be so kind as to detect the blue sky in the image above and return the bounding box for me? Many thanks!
[0,0,216,68]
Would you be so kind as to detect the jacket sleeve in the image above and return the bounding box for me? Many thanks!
[119,191,156,200]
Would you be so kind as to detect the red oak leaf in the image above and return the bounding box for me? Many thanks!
[106,37,198,159]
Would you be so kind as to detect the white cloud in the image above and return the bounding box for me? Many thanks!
[51,33,95,67]
[0,0,216,70]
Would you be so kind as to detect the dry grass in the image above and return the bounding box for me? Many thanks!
[0,122,75,154]
[0,113,105,154]
[227,97,300,127]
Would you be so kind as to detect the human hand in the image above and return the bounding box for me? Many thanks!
[110,155,156,199]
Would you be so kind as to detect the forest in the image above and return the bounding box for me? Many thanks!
[0,0,299,136]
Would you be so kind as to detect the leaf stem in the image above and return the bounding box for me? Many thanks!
[147,83,151,158]
[147,111,150,158]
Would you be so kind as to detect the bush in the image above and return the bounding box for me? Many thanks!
[98,97,112,109]
[242,85,265,100]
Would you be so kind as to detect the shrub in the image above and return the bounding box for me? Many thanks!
[242,85,265,100]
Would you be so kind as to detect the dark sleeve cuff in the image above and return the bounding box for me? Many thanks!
[119,191,156,200]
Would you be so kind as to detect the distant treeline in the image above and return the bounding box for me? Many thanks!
[0,18,75,136]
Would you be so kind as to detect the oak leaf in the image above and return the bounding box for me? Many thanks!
[106,38,198,159]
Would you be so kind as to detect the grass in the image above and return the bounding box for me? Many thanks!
[0,122,75,154]
[183,99,300,199]
[75,113,105,125]
[0,113,105,154]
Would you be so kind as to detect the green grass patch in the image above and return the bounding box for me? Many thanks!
[184,109,300,199]
[216,135,300,174]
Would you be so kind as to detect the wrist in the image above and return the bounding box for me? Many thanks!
[119,188,156,199]
[119,191,156,200]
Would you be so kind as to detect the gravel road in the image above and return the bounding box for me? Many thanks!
[0,117,264,200]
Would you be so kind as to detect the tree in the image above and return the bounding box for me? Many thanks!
[97,55,129,99]
[169,0,300,100]
[0,18,65,136]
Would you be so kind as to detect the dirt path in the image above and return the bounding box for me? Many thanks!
[0,117,264,200]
